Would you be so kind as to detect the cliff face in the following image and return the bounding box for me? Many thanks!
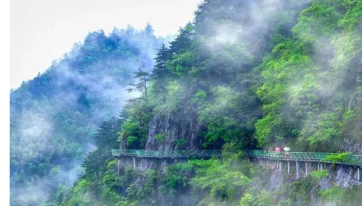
[253,160,361,206]
[117,111,205,206]
[119,109,204,172]
[146,110,203,151]
[255,159,361,188]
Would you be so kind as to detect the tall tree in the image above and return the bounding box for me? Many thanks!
[169,23,194,55]
[152,44,169,80]
[127,68,151,102]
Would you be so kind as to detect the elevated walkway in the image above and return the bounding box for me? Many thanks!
[112,149,362,166]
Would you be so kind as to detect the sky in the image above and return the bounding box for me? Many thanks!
[10,0,203,89]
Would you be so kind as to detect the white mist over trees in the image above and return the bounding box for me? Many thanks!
[10,25,165,205]
[58,0,361,205]
[10,0,362,205]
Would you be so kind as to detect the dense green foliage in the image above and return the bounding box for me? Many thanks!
[256,0,362,152]
[15,0,362,205]
[116,0,361,152]
[10,26,163,205]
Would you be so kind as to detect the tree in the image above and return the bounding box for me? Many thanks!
[144,23,154,35]
[127,68,151,102]
[151,44,170,80]
[169,23,194,55]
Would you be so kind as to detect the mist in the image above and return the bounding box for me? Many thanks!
[10,0,362,205]
[10,25,165,205]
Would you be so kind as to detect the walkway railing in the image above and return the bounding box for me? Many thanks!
[112,149,221,158]
[244,150,362,166]
[112,149,362,166]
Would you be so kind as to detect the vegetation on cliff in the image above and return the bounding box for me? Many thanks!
[61,0,362,205]
[11,0,362,205]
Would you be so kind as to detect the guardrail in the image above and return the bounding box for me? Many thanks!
[244,150,362,166]
[112,149,221,158]
[112,149,362,166]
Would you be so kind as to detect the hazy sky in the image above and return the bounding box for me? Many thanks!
[10,0,203,89]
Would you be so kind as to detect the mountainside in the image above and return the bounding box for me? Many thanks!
[10,26,164,205]
[11,0,362,205]
[61,0,361,205]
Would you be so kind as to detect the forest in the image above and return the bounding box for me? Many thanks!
[10,0,362,205]
[10,25,164,205]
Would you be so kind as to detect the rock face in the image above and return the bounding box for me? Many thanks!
[146,111,204,151]
[255,160,361,206]
[117,110,205,206]
[119,109,204,171]
[256,160,361,187]
[341,137,362,155]
[323,166,361,188]
[136,110,203,171]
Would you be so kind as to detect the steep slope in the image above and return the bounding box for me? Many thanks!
[10,26,164,205]
[59,0,362,205]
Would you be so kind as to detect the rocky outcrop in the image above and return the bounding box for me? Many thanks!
[118,109,204,176]
[145,110,204,151]
[321,166,361,188]
[255,159,361,206]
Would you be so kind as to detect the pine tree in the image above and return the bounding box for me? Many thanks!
[144,23,154,35]
[127,68,151,102]
[169,23,194,55]
[151,44,169,80]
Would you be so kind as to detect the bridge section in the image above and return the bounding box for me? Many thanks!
[112,149,361,165]
[113,149,362,181]
[112,149,221,159]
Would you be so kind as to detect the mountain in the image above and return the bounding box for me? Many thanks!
[12,0,362,205]
[10,25,164,205]
[60,0,361,205]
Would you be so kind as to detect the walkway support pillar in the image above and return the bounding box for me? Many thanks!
[288,162,290,174]
[118,160,121,174]
[133,157,136,170]
[296,161,299,178]
[276,161,277,170]
[305,162,308,176]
